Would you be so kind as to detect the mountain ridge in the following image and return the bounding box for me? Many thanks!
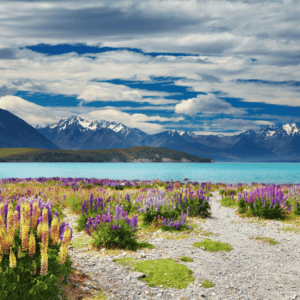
[35,116,300,162]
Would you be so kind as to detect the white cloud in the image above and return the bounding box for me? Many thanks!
[175,94,245,116]
[0,95,169,134]
[77,83,179,104]
[0,95,65,126]
[80,109,165,134]
[131,113,184,122]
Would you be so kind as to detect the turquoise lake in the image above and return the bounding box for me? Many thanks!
[0,162,299,184]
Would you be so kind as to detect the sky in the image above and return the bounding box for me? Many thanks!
[0,0,299,135]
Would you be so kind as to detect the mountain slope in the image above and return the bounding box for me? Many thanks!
[36,116,143,150]
[0,109,59,149]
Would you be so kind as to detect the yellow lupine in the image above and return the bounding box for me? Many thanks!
[9,247,16,268]
[58,243,68,265]
[21,222,30,251]
[0,228,4,254]
[40,248,48,276]
[37,222,42,239]
[59,227,71,264]
[24,203,31,227]
[50,216,59,245]
[0,203,4,228]
[28,230,36,257]
[42,207,48,224]
[41,221,49,252]
[4,233,12,253]
[31,202,39,229]
[7,205,14,237]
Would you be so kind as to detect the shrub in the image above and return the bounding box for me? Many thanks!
[221,196,238,208]
[237,185,291,219]
[86,205,139,250]
[0,201,73,300]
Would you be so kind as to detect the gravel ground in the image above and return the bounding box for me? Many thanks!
[64,191,300,300]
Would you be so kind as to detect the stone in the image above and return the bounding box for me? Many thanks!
[131,271,147,279]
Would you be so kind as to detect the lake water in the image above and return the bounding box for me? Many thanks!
[0,162,299,184]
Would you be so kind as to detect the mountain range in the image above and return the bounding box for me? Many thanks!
[36,116,300,162]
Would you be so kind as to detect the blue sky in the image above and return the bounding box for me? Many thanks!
[0,0,299,135]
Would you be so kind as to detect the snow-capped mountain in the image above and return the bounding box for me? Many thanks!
[36,116,148,149]
[240,123,300,159]
[36,117,300,161]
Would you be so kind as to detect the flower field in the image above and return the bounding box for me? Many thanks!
[0,177,299,299]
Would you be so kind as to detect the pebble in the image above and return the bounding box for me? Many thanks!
[62,191,300,300]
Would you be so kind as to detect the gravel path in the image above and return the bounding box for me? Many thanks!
[65,191,300,300]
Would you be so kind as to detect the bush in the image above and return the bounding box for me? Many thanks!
[0,202,73,300]
[86,205,139,250]
[221,196,238,208]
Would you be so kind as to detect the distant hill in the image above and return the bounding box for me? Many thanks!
[0,108,59,149]
[0,147,213,163]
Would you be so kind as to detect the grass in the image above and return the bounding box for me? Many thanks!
[71,236,93,248]
[180,256,194,262]
[0,148,40,157]
[280,227,300,233]
[136,241,156,249]
[114,258,195,289]
[199,279,214,288]
[199,230,217,236]
[193,239,233,252]
[220,196,238,208]
[250,236,279,245]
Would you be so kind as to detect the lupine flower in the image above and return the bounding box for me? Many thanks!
[59,227,71,264]
[50,215,59,245]
[41,221,49,252]
[28,230,36,257]
[9,247,16,268]
[40,248,48,276]
[37,222,42,239]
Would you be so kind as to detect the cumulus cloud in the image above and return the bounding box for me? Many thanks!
[0,95,169,134]
[0,96,65,126]
[77,83,178,104]
[175,94,245,116]
[80,109,165,134]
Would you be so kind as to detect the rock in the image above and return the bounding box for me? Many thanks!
[131,271,148,279]
[200,247,205,250]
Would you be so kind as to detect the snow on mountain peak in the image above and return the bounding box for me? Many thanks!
[282,123,299,135]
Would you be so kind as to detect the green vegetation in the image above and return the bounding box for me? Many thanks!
[250,236,279,245]
[114,258,195,289]
[221,196,238,208]
[0,148,40,157]
[0,147,212,163]
[199,230,217,236]
[180,256,194,262]
[193,239,233,252]
[281,227,300,233]
[136,242,156,250]
[199,279,214,288]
